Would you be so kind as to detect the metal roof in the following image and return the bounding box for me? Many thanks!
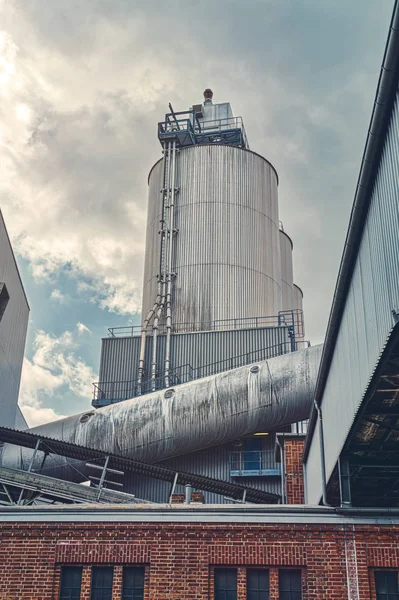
[0,426,279,504]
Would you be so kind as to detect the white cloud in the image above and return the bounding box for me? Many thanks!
[19,326,97,427]
[50,289,69,304]
[76,321,91,335]
[0,0,394,344]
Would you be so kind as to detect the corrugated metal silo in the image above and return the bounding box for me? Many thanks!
[279,229,294,311]
[142,144,282,329]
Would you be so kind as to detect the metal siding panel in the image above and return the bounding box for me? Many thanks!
[0,214,29,429]
[306,90,399,503]
[98,326,291,400]
[142,145,282,329]
[123,438,282,504]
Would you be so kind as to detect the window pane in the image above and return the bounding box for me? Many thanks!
[91,567,113,600]
[60,567,82,600]
[279,570,302,600]
[247,569,269,600]
[215,569,237,600]
[375,571,399,599]
[122,567,145,600]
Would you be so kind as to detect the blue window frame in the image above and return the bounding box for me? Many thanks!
[247,569,269,600]
[122,567,145,600]
[59,567,82,600]
[375,571,399,600]
[214,568,237,600]
[243,438,262,471]
[279,569,302,600]
[91,567,113,600]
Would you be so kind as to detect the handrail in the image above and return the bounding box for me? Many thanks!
[108,310,304,338]
[92,338,310,405]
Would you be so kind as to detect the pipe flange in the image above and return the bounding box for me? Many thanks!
[164,389,175,399]
[250,365,260,373]
[79,412,95,424]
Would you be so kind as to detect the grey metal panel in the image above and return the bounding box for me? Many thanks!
[14,406,27,430]
[142,145,282,329]
[305,89,399,503]
[0,212,29,429]
[98,326,291,398]
[123,437,283,504]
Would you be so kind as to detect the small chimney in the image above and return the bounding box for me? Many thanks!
[203,88,213,104]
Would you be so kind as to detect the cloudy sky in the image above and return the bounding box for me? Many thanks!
[1,0,395,427]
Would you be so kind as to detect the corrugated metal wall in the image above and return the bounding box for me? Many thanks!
[306,89,399,503]
[98,325,291,400]
[0,212,29,429]
[142,144,282,329]
[123,431,285,504]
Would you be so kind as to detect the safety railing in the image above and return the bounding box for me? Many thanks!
[229,451,281,476]
[107,310,303,338]
[92,339,296,406]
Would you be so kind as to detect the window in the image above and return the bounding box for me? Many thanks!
[375,571,399,600]
[214,568,237,600]
[59,567,82,600]
[122,567,145,600]
[91,567,113,600]
[279,569,302,600]
[247,569,269,600]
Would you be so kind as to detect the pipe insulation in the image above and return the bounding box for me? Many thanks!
[1,345,322,480]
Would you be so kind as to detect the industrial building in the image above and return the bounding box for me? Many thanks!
[0,210,29,431]
[1,1,399,598]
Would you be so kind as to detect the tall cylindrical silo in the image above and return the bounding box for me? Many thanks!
[279,229,294,312]
[142,144,282,330]
[293,283,305,339]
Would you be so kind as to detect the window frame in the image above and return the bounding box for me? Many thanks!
[59,566,83,600]
[122,566,145,600]
[374,570,399,600]
[90,566,114,600]
[246,568,270,600]
[214,567,238,600]
[278,568,302,600]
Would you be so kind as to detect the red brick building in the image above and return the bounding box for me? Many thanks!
[1,435,399,600]
[2,503,399,599]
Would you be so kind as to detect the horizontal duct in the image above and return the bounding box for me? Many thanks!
[1,345,322,481]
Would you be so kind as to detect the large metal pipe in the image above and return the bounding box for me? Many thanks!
[1,345,322,480]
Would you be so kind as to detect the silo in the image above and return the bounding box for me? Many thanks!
[293,283,305,339]
[142,144,282,329]
[279,229,294,311]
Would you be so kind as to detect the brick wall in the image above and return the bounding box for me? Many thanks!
[1,519,399,599]
[283,437,305,504]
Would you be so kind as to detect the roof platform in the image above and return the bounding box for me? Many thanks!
[158,105,248,149]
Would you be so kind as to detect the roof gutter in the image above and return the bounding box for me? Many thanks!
[303,0,399,463]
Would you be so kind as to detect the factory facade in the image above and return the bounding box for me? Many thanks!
[0,1,399,599]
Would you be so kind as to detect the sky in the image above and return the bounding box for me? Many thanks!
[0,0,395,427]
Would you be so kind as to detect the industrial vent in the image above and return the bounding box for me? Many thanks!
[192,104,203,118]
[0,282,9,323]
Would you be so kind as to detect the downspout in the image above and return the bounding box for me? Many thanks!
[164,141,177,388]
[151,141,171,391]
[276,436,285,504]
[138,143,169,395]
[314,398,329,506]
